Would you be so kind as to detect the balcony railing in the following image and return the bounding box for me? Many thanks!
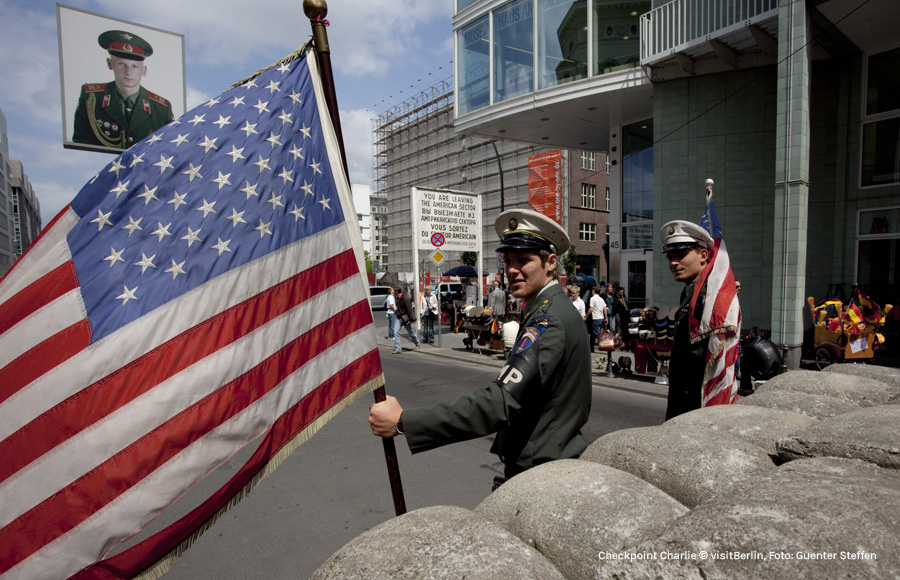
[641,0,778,65]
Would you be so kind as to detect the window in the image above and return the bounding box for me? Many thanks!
[862,46,900,187]
[856,207,900,313]
[622,119,654,249]
[493,0,534,103]
[457,16,490,115]
[581,183,595,208]
[592,1,649,75]
[537,0,588,90]
[579,222,596,242]
[605,186,610,211]
[581,150,595,170]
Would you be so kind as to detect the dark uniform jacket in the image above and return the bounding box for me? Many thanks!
[73,83,173,149]
[666,278,709,420]
[403,282,591,477]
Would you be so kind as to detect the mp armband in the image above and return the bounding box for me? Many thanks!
[492,341,541,405]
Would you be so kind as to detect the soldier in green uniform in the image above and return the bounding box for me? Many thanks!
[369,209,592,489]
[661,220,713,420]
[72,30,174,150]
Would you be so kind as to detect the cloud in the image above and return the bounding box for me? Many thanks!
[0,3,65,125]
[186,86,214,110]
[28,179,83,224]
[87,0,452,77]
[340,108,376,185]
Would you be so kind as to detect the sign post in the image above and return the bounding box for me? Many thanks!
[411,187,482,341]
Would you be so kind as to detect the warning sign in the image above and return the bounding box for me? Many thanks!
[414,189,481,252]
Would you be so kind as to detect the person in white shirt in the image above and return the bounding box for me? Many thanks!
[501,312,520,354]
[386,288,397,339]
[569,286,586,320]
[588,286,608,352]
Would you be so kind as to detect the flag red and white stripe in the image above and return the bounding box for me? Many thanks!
[689,184,741,407]
[0,46,382,580]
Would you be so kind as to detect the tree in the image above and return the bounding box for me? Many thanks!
[461,251,478,266]
[363,250,373,273]
[563,245,578,277]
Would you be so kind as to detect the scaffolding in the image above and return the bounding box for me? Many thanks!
[371,76,559,275]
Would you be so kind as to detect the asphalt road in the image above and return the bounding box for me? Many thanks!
[119,318,667,579]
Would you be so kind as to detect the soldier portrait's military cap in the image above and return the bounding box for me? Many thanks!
[495,209,570,255]
[660,220,713,253]
[98,30,153,61]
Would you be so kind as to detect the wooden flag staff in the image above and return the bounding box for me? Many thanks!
[304,0,407,517]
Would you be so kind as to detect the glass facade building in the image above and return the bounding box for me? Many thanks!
[456,0,649,117]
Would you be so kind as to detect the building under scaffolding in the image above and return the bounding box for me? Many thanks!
[373,77,564,279]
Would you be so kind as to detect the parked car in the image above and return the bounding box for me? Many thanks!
[368,286,392,310]
[430,283,464,307]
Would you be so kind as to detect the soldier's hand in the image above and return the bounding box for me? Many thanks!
[369,396,403,438]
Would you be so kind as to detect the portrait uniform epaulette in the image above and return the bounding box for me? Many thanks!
[83,83,107,93]
[145,90,170,107]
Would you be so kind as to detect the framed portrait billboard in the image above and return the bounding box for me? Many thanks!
[57,4,186,154]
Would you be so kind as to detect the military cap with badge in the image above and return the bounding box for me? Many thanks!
[98,30,154,60]
[495,209,570,255]
[660,220,713,253]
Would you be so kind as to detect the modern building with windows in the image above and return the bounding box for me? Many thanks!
[9,160,41,260]
[0,109,14,276]
[451,0,900,365]
[0,109,43,277]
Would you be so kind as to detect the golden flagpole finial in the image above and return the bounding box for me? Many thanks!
[303,0,327,20]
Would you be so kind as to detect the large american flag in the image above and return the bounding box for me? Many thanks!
[0,45,383,580]
[688,182,741,407]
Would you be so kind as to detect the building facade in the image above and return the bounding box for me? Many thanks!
[0,109,14,275]
[9,160,41,260]
[350,182,372,256]
[452,0,900,365]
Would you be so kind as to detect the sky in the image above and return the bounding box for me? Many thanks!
[0,0,455,225]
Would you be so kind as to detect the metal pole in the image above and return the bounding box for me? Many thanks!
[491,141,505,289]
[304,0,406,517]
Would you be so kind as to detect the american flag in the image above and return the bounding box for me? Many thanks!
[0,45,383,580]
[688,182,741,407]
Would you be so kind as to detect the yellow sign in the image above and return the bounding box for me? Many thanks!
[429,248,447,268]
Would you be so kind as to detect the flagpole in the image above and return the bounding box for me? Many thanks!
[304,0,407,517]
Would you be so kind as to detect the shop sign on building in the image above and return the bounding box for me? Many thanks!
[527,150,563,224]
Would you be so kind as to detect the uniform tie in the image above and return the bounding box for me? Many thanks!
[123,95,135,119]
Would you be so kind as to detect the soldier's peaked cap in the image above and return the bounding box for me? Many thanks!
[495,209,570,255]
[661,220,713,253]
[99,30,153,61]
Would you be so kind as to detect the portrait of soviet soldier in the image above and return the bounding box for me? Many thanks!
[72,30,174,150]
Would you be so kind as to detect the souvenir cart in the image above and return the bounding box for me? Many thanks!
[599,306,673,382]
[631,306,674,384]
[458,306,504,355]
[806,291,890,370]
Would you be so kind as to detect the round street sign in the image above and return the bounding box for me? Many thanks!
[430,232,445,247]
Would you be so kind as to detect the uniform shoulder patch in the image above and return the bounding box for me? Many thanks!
[145,90,170,107]
[83,83,107,93]
[514,315,551,354]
